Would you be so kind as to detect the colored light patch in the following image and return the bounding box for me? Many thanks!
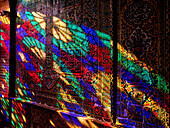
[31,37,41,48]
[58,40,66,51]
[67,43,80,56]
[38,84,42,87]
[40,29,46,37]
[96,30,111,40]
[81,25,97,36]
[18,52,27,62]
[17,54,22,61]
[40,43,45,52]
[0,29,4,33]
[52,37,59,46]
[34,24,41,32]
[53,17,72,36]
[71,116,83,127]
[30,21,39,26]
[52,44,60,53]
[73,39,89,53]
[17,44,22,52]
[53,57,84,99]
[118,77,169,125]
[32,12,46,30]
[1,41,9,54]
[19,11,29,21]
[1,32,9,40]
[30,48,39,59]
[0,16,10,24]
[61,112,71,122]
[23,53,31,61]
[1,9,167,127]
[0,34,4,40]
[25,11,35,20]
[52,49,61,58]
[85,54,97,63]
[4,41,10,52]
[100,39,111,48]
[65,20,83,32]
[118,52,153,85]
[22,38,31,47]
[71,32,86,42]
[49,120,56,127]
[23,62,29,70]
[52,28,71,43]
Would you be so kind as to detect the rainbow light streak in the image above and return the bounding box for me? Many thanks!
[0,6,169,127]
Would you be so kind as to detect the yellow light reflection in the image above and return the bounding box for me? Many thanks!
[2,83,5,89]
[30,47,46,60]
[32,12,46,29]
[7,8,10,12]
[92,72,111,111]
[77,117,91,128]
[11,113,17,122]
[40,49,46,60]
[53,62,70,85]
[49,119,56,127]
[22,114,26,123]
[3,59,6,63]
[60,76,70,85]
[18,52,27,62]
[53,17,72,42]
[0,16,10,24]
[18,87,24,96]
[31,47,39,59]
[30,12,73,43]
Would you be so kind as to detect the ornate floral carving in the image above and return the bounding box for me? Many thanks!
[124,1,153,25]
[124,27,152,58]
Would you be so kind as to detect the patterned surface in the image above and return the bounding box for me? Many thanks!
[0,4,10,98]
[0,0,169,127]
[117,0,169,127]
[15,0,113,123]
